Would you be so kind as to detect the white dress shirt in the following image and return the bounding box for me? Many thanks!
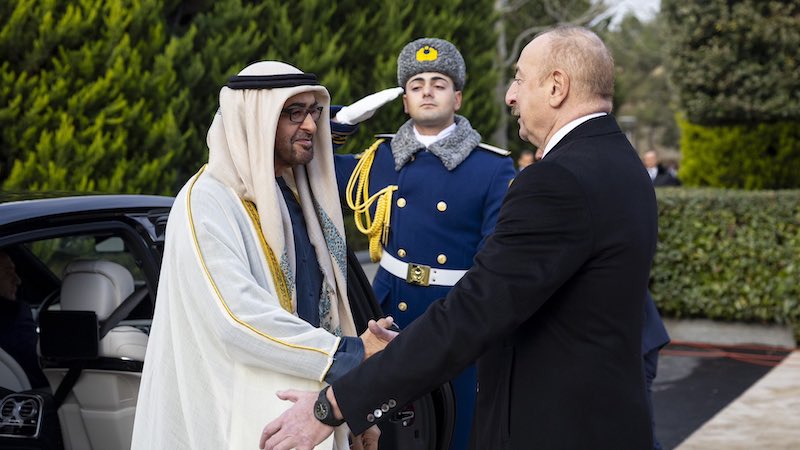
[541,112,607,159]
[414,122,457,147]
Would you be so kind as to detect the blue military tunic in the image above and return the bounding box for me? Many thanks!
[332,123,514,327]
[333,115,516,450]
[335,144,514,325]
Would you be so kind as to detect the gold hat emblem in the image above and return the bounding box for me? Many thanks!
[416,46,438,62]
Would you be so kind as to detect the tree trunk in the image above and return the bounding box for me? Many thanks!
[492,0,509,149]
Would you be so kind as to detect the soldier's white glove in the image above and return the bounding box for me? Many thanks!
[334,87,404,125]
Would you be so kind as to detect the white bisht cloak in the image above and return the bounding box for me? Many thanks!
[132,61,355,449]
[131,171,349,449]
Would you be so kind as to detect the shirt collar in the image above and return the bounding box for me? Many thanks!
[541,112,607,159]
[414,122,457,148]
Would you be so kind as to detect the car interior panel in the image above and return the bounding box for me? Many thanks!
[0,347,32,393]
[38,259,148,450]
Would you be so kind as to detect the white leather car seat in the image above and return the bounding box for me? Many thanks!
[43,259,148,450]
[0,347,31,392]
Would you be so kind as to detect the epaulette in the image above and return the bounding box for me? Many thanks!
[354,134,393,160]
[477,142,511,156]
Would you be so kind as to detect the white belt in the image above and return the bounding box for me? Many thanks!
[379,250,467,287]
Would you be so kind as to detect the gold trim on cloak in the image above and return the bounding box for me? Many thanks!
[240,198,294,313]
[186,165,331,356]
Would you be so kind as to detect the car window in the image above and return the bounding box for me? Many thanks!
[24,234,146,286]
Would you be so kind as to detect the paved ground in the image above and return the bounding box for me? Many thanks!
[653,344,794,449]
[657,319,798,448]
[674,350,800,449]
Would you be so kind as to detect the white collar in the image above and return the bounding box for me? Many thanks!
[414,122,457,147]
[541,113,607,159]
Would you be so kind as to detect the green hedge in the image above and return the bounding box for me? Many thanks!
[652,188,800,337]
[677,118,800,189]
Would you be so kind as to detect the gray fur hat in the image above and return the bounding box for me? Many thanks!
[397,38,466,91]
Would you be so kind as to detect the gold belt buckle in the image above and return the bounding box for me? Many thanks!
[406,263,431,286]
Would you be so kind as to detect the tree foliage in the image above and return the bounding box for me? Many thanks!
[0,0,192,193]
[165,0,268,183]
[662,0,800,125]
[492,0,606,152]
[1,0,501,193]
[661,0,800,189]
[601,14,679,152]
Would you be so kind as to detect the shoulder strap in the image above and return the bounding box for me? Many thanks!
[477,142,511,156]
[99,286,148,338]
[53,363,84,407]
[353,135,392,160]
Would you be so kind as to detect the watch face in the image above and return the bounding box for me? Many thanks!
[314,401,329,421]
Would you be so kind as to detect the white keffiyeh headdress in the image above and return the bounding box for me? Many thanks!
[205,61,354,338]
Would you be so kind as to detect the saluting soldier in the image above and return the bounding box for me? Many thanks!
[331,38,516,450]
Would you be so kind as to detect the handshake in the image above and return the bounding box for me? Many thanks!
[259,317,399,450]
[359,316,399,360]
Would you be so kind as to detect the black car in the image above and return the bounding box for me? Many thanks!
[0,193,453,450]
[0,193,172,450]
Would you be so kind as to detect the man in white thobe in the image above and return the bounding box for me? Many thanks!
[132,61,384,450]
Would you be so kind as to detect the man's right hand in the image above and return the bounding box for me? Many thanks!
[260,390,333,450]
[360,316,399,359]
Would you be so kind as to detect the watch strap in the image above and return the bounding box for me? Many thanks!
[314,386,345,427]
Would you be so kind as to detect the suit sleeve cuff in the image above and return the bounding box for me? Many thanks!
[323,336,364,383]
[330,105,359,150]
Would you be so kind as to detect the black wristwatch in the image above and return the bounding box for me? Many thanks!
[314,386,345,427]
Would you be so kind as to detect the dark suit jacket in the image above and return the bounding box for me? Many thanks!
[333,115,658,449]
[0,297,49,389]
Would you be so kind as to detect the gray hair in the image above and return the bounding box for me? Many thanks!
[537,26,615,101]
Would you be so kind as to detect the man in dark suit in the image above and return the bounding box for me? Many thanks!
[260,25,658,450]
[0,250,49,391]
